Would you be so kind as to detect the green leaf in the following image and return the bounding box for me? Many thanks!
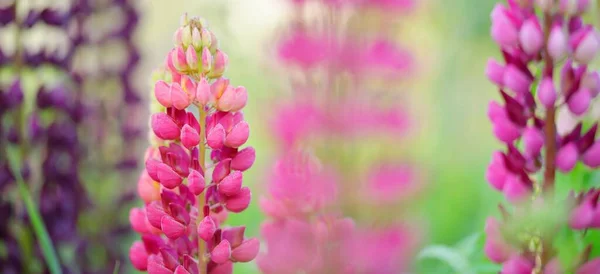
[7,146,63,274]
[418,245,475,274]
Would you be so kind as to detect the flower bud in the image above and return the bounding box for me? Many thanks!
[180,13,189,26]
[570,199,594,229]
[201,47,212,74]
[486,59,505,86]
[231,147,256,171]
[171,83,192,110]
[172,46,189,71]
[195,77,211,106]
[219,171,243,196]
[187,169,205,195]
[225,121,250,148]
[582,141,600,168]
[130,241,149,271]
[567,88,591,115]
[173,27,184,46]
[154,80,172,108]
[519,17,544,55]
[209,50,228,78]
[161,215,187,240]
[491,4,519,47]
[191,28,202,51]
[157,163,183,189]
[484,218,513,263]
[198,216,217,241]
[231,238,260,262]
[556,143,579,172]
[549,24,568,60]
[523,127,544,157]
[181,124,200,149]
[503,175,531,203]
[225,187,251,213]
[130,208,149,234]
[186,46,198,71]
[582,71,600,97]
[211,240,232,264]
[182,25,192,47]
[201,28,212,49]
[486,152,507,191]
[503,65,531,94]
[492,116,521,143]
[151,113,180,140]
[570,26,599,64]
[537,77,557,108]
[502,256,534,274]
[207,124,226,149]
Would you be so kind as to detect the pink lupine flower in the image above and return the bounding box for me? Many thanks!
[260,0,421,273]
[130,15,258,274]
[486,1,600,271]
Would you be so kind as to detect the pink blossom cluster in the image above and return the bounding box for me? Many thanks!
[485,0,600,272]
[258,0,421,273]
[129,15,258,274]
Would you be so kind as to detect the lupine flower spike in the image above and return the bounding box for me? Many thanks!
[486,0,600,272]
[130,15,258,274]
[258,0,421,273]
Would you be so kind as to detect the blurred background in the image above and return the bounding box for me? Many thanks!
[0,0,523,273]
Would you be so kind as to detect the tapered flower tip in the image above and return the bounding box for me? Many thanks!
[484,236,513,264]
[492,116,521,143]
[138,171,161,203]
[202,47,212,74]
[231,147,256,171]
[568,88,592,115]
[486,59,505,86]
[219,171,243,196]
[181,124,200,149]
[503,65,532,94]
[172,46,188,71]
[231,238,259,262]
[155,80,172,108]
[186,46,198,70]
[222,226,246,248]
[161,215,186,240]
[549,24,568,60]
[174,265,191,274]
[487,101,506,123]
[147,202,166,229]
[225,187,251,213]
[198,216,217,242]
[523,127,544,157]
[171,83,192,110]
[577,258,600,274]
[187,169,206,195]
[537,77,557,108]
[225,121,249,148]
[556,143,579,172]
[147,255,172,274]
[209,262,233,274]
[151,113,180,140]
[569,199,594,229]
[195,77,211,106]
[520,17,544,55]
[503,176,531,203]
[130,207,149,233]
[211,240,232,264]
[491,5,519,47]
[207,124,226,149]
[486,152,507,191]
[582,141,600,167]
[212,159,232,183]
[210,49,229,78]
[502,256,534,274]
[157,163,183,189]
[570,27,600,64]
[130,241,149,271]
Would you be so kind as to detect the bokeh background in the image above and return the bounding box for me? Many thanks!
[133,0,502,273]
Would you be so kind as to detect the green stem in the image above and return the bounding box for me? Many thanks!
[7,148,63,274]
[197,106,207,274]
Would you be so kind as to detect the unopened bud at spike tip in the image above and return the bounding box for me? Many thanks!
[182,25,192,47]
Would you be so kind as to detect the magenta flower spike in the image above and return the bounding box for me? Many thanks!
[258,0,422,273]
[486,1,600,272]
[130,15,257,274]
